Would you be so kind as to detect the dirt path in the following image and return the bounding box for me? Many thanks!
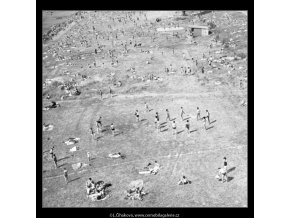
[44,89,246,104]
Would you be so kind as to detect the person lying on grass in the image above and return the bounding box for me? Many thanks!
[108,152,126,159]
[178,175,192,185]
[63,137,80,145]
[149,161,160,175]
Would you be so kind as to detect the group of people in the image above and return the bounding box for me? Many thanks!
[216,157,228,183]
[98,87,113,100]
[134,104,212,136]
[85,178,108,200]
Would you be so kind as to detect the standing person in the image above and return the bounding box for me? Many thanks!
[49,146,55,159]
[145,102,149,112]
[172,120,177,136]
[196,107,201,121]
[154,112,159,129]
[63,168,69,184]
[166,109,171,122]
[96,116,103,133]
[185,120,190,136]
[89,127,95,140]
[196,60,198,67]
[180,107,185,120]
[111,123,115,136]
[206,110,210,124]
[52,154,58,169]
[202,116,207,130]
[223,157,228,172]
[99,89,103,100]
[135,110,140,122]
[87,152,91,162]
[109,87,113,98]
[156,116,161,133]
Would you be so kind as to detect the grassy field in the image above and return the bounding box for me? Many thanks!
[42,11,247,207]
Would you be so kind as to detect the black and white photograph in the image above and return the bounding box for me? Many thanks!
[41,10,248,208]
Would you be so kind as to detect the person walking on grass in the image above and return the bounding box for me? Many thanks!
[52,154,58,169]
[166,109,171,122]
[111,123,115,136]
[185,120,190,136]
[206,110,210,124]
[196,107,201,121]
[63,168,69,184]
[99,89,103,100]
[180,107,185,120]
[96,116,103,130]
[89,127,95,140]
[87,152,91,162]
[135,110,140,122]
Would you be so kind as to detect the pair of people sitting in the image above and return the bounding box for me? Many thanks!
[125,187,146,201]
[215,167,228,183]
[86,179,106,199]
[178,176,191,185]
[142,161,160,174]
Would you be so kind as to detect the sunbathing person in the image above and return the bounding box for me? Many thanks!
[43,123,53,131]
[108,152,126,159]
[50,101,57,108]
[63,137,80,145]
[178,176,191,185]
[149,161,160,175]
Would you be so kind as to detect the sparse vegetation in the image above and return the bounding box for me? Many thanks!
[42,10,247,208]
